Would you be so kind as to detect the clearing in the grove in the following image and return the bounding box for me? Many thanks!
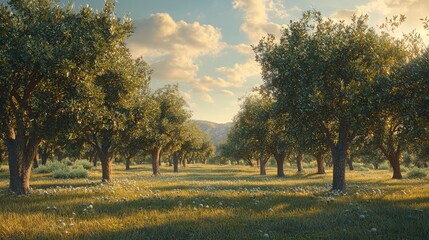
[0,164,428,240]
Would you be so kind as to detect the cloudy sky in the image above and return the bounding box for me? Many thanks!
[3,0,428,123]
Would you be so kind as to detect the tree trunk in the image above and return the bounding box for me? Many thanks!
[316,152,326,174]
[40,146,50,165]
[7,127,41,194]
[125,158,131,170]
[387,151,402,179]
[346,151,354,171]
[374,163,379,170]
[296,153,303,172]
[99,150,114,182]
[152,147,161,176]
[32,153,39,169]
[274,152,286,177]
[173,152,180,173]
[101,157,112,182]
[259,158,266,175]
[158,152,162,167]
[246,158,254,167]
[256,158,259,168]
[182,157,187,168]
[330,121,349,192]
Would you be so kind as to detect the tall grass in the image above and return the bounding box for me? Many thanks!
[0,164,428,240]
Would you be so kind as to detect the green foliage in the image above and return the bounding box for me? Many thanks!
[74,160,93,170]
[35,160,89,178]
[35,161,68,174]
[52,165,88,179]
[407,168,428,179]
[378,163,391,170]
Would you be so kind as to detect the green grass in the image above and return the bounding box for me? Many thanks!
[0,164,428,240]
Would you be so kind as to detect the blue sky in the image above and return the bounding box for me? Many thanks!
[2,0,428,123]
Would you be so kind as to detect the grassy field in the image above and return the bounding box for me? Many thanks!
[0,164,428,240]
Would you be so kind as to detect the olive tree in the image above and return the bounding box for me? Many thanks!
[254,11,407,191]
[0,0,133,193]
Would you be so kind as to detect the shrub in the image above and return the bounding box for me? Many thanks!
[302,162,316,168]
[35,161,67,173]
[364,164,374,170]
[355,166,370,171]
[407,168,428,179]
[69,165,88,178]
[52,165,88,179]
[74,160,93,170]
[52,168,70,179]
[378,163,390,170]
[400,166,409,173]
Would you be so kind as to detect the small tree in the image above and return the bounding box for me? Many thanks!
[141,85,191,176]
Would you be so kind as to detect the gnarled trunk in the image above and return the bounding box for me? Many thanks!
[390,155,402,179]
[152,147,161,175]
[99,151,114,182]
[125,158,131,170]
[33,153,39,169]
[274,152,286,177]
[259,158,266,176]
[173,152,180,173]
[316,152,326,174]
[7,127,41,194]
[346,150,354,171]
[329,121,350,192]
[296,153,304,173]
[182,157,187,168]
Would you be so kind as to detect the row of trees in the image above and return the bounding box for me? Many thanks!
[221,12,428,191]
[0,0,214,195]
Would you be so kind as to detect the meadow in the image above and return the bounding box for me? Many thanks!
[0,164,428,240]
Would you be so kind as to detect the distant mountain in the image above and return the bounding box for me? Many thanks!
[192,120,233,148]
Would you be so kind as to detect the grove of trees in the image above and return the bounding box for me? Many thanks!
[221,11,429,191]
[0,0,214,194]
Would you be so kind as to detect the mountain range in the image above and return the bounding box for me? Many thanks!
[192,120,233,148]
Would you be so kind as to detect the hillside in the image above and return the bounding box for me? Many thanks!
[192,120,232,148]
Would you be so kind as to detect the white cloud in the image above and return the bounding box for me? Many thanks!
[202,94,215,103]
[199,75,231,88]
[216,59,260,87]
[330,0,429,42]
[151,56,198,81]
[220,89,235,96]
[232,0,285,43]
[231,43,253,55]
[127,13,225,81]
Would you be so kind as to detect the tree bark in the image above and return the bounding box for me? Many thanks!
[296,153,304,173]
[125,158,131,170]
[274,152,286,177]
[101,157,112,182]
[152,147,161,176]
[7,127,41,194]
[98,147,115,182]
[316,152,326,174]
[390,154,402,179]
[330,122,349,192]
[182,157,187,168]
[173,152,180,173]
[33,153,39,169]
[346,150,354,171]
[40,146,50,165]
[259,157,266,175]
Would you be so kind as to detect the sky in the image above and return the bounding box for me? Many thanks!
[2,0,428,123]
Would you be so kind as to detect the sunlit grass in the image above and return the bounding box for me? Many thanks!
[0,164,428,239]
